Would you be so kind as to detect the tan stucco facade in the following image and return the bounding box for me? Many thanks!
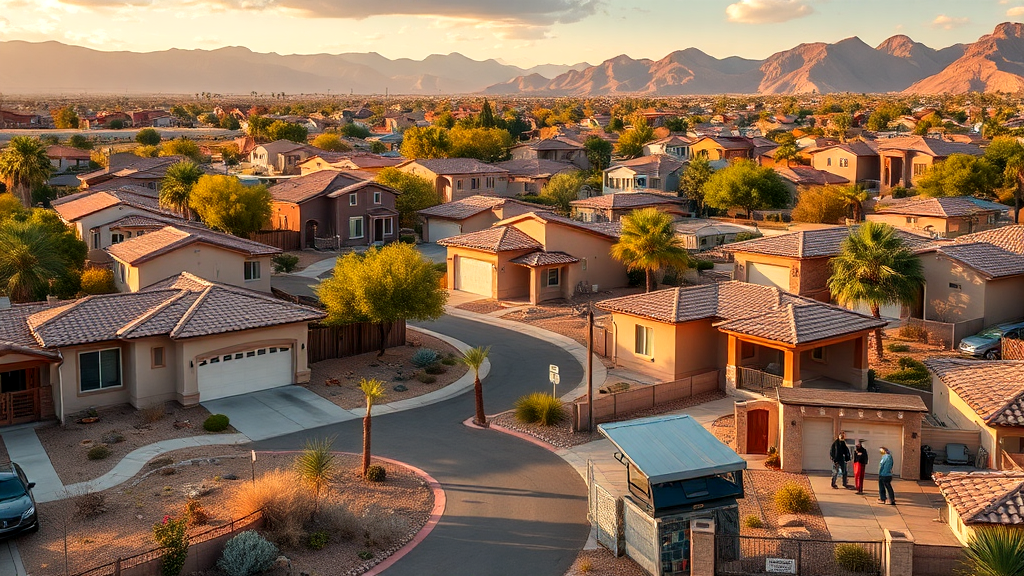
[810,148,879,184]
[919,252,1024,326]
[607,314,725,382]
[865,212,999,239]
[64,204,173,263]
[733,252,832,302]
[444,247,532,300]
[113,243,273,293]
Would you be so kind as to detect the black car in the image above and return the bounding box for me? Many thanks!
[0,463,37,537]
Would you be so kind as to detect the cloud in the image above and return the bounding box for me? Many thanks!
[1009,6,1024,16]
[931,14,969,29]
[725,0,813,24]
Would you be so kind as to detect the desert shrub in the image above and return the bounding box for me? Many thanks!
[774,482,813,514]
[218,530,279,576]
[765,452,781,469]
[203,414,230,432]
[75,493,107,518]
[184,498,209,527]
[294,436,336,515]
[272,254,300,273]
[140,405,165,424]
[358,551,374,560]
[361,504,410,548]
[365,464,387,482]
[886,343,911,353]
[441,356,457,366]
[319,503,360,539]
[153,515,189,576]
[424,363,446,375]
[416,373,436,384]
[87,445,111,460]
[80,268,116,295]
[514,393,566,426]
[734,231,763,242]
[399,234,416,244]
[102,431,125,444]
[897,323,928,343]
[307,530,330,550]
[411,348,439,367]
[835,543,877,572]
[230,469,314,547]
[743,515,765,529]
[695,259,715,271]
[578,558,594,573]
[884,357,930,390]
[431,262,447,274]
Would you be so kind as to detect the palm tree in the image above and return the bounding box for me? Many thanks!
[610,208,693,293]
[963,526,1024,576]
[839,186,869,222]
[294,436,335,518]
[827,222,923,360]
[462,346,491,427]
[360,378,386,477]
[0,136,53,207]
[160,160,203,220]
[0,220,65,302]
[1006,155,1024,224]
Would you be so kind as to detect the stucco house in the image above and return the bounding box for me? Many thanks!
[106,224,280,293]
[602,155,684,195]
[46,145,91,172]
[418,196,534,243]
[643,135,693,160]
[297,153,402,176]
[509,137,589,170]
[808,140,880,186]
[877,136,983,193]
[570,192,689,223]
[78,156,184,191]
[867,196,1008,239]
[398,159,510,202]
[0,273,324,425]
[437,211,627,303]
[250,140,321,176]
[492,159,579,196]
[934,471,1024,545]
[774,166,850,197]
[689,136,755,161]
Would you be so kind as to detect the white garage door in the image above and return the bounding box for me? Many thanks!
[843,422,904,477]
[456,257,493,297]
[748,262,791,291]
[427,219,462,243]
[802,418,836,472]
[197,346,293,401]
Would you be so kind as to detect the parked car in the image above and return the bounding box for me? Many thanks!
[958,321,1024,359]
[0,463,37,537]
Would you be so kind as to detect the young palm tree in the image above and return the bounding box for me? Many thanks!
[963,526,1024,576]
[360,378,387,477]
[0,136,53,207]
[462,346,491,427]
[827,222,923,359]
[160,160,204,220]
[839,186,869,222]
[0,220,65,302]
[294,436,335,517]
[610,208,692,292]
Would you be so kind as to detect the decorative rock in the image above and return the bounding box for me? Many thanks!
[778,514,804,528]
[102,432,125,444]
[779,526,812,539]
[274,556,291,570]
[79,439,95,448]
[393,384,408,392]
[182,482,215,499]
[221,473,238,480]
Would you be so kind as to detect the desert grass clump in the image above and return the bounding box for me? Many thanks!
[774,482,813,514]
[835,543,878,573]
[361,504,411,549]
[294,436,336,516]
[514,392,566,426]
[230,469,313,547]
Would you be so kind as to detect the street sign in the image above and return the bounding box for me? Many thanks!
[549,365,560,396]
[549,364,559,376]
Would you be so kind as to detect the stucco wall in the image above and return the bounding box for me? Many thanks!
[128,336,179,408]
[799,339,865,389]
[513,220,627,293]
[734,398,780,454]
[920,253,985,323]
[734,253,797,293]
[72,205,167,253]
[938,381,1000,466]
[444,247,532,300]
[122,245,273,293]
[984,277,1024,327]
[54,342,132,417]
[609,314,722,382]
[270,202,301,233]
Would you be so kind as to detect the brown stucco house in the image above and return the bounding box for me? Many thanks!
[509,137,589,169]
[418,195,534,243]
[438,211,627,303]
[398,158,510,202]
[492,159,579,196]
[867,196,1008,238]
[249,140,322,176]
[267,170,401,249]
[809,140,880,186]
[877,136,983,193]
[570,192,689,223]
[602,155,684,195]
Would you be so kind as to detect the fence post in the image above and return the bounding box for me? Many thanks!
[114,558,121,576]
[796,540,801,575]
[690,518,715,576]
[884,529,914,576]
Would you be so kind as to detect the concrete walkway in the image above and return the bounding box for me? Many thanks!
[292,255,338,278]
[0,542,25,576]
[0,428,62,504]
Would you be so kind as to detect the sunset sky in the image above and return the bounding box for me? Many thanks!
[0,0,1020,68]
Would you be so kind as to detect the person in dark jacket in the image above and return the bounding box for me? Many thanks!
[830,432,851,489]
[852,439,869,494]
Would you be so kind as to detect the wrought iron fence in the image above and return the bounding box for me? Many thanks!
[716,535,885,576]
[737,366,782,394]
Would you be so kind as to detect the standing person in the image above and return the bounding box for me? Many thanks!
[830,432,851,489]
[852,439,869,494]
[878,447,896,505]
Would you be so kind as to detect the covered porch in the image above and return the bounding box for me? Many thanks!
[510,250,580,305]
[0,348,57,427]
[723,331,871,394]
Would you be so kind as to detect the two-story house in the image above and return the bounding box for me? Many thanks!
[509,137,589,170]
[398,158,510,202]
[570,192,689,223]
[867,196,1008,239]
[249,140,322,176]
[877,136,983,193]
[643,135,693,160]
[689,136,755,161]
[603,155,684,195]
[809,140,880,186]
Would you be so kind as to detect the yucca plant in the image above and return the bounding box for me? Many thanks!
[514,393,566,427]
[294,436,335,518]
[963,526,1024,576]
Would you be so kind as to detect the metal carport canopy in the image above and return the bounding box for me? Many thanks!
[599,414,747,484]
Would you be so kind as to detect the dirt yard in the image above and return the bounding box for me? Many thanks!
[18,447,434,576]
[501,288,643,349]
[306,331,469,410]
[564,548,648,576]
[455,299,506,315]
[35,402,233,485]
[869,328,959,377]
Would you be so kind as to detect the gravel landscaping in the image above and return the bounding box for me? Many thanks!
[306,331,468,410]
[501,288,641,348]
[19,446,434,576]
[743,469,831,539]
[870,328,959,377]
[455,299,506,315]
[35,402,234,485]
[564,548,647,576]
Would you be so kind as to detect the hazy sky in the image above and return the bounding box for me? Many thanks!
[0,0,1021,68]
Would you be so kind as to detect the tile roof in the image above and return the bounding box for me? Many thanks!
[267,170,371,204]
[607,154,684,177]
[934,472,1024,525]
[775,388,928,412]
[404,158,509,175]
[954,225,1024,254]
[503,211,624,239]
[325,180,402,199]
[27,273,324,348]
[515,137,584,151]
[106,224,280,265]
[925,359,1024,426]
[509,251,580,267]
[78,156,181,184]
[716,302,885,345]
[46,145,90,160]
[724,226,933,259]
[436,226,541,252]
[492,159,578,178]
[106,214,182,229]
[0,302,62,358]
[649,135,694,147]
[774,166,850,186]
[570,192,683,210]
[699,136,755,150]
[52,187,174,222]
[811,140,878,157]
[876,136,983,157]
[932,243,1024,279]
[875,196,1008,218]
[417,196,509,220]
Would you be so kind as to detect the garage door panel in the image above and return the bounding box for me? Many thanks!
[427,220,462,243]
[748,262,791,291]
[802,418,835,472]
[843,422,904,477]
[456,257,493,297]
[198,345,293,401]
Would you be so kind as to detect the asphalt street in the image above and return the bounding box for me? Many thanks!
[256,314,591,576]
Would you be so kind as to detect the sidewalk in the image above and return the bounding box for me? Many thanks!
[291,255,338,278]
[0,427,62,503]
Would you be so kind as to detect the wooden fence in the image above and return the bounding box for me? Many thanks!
[572,369,719,431]
[1004,337,1024,360]
[307,320,407,364]
[248,230,301,251]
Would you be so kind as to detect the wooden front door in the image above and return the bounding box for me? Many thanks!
[747,409,769,454]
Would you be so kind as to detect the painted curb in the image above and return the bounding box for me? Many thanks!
[461,415,560,454]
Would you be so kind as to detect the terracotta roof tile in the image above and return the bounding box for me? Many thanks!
[717,302,885,345]
[935,472,1024,525]
[570,192,684,210]
[933,243,1024,278]
[492,159,578,178]
[776,388,928,411]
[268,170,371,204]
[724,226,932,259]
[418,196,509,220]
[405,158,509,175]
[607,154,684,177]
[0,302,62,357]
[46,145,91,160]
[106,224,280,265]
[509,251,580,267]
[875,196,1008,218]
[877,136,983,157]
[774,166,850,186]
[954,225,1024,254]
[503,211,624,239]
[925,359,1024,426]
[436,226,541,252]
[52,187,173,222]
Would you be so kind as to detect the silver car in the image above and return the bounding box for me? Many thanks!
[958,322,1024,359]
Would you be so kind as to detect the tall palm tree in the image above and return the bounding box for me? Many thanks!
[827,222,923,360]
[610,208,692,292]
[160,160,203,220]
[360,378,386,477]
[1006,155,1024,224]
[0,136,52,207]
[963,526,1024,576]
[839,186,869,222]
[462,346,491,427]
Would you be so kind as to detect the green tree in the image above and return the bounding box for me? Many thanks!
[108,119,125,130]
[584,136,613,172]
[135,128,161,146]
[540,171,586,215]
[610,208,692,293]
[827,222,923,359]
[400,126,452,159]
[339,123,371,139]
[265,121,308,143]
[607,117,624,132]
[189,175,271,236]
[219,115,240,130]
[26,209,86,300]
[294,436,335,517]
[0,194,25,222]
[839,185,869,222]
[68,134,92,150]
[478,99,497,129]
[449,127,513,162]
[311,132,352,152]
[160,160,204,220]
[0,219,65,302]
[0,136,53,207]
[316,243,447,356]
[678,156,714,216]
[963,526,1024,576]
[369,140,387,154]
[664,116,688,132]
[462,346,491,427]
[1005,155,1024,223]
[359,378,386,476]
[52,107,79,129]
[160,138,204,163]
[375,167,441,229]
[704,160,790,218]
[917,154,999,198]
[616,119,655,159]
[247,115,273,141]
[201,113,219,126]
[433,111,455,129]
[773,142,800,167]
[791,185,848,224]
[828,113,852,141]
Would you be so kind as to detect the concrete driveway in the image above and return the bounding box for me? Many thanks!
[416,242,447,263]
[202,386,357,441]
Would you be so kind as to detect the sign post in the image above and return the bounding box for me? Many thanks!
[549,365,560,397]
[250,450,257,485]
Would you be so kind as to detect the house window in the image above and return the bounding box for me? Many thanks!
[349,193,357,206]
[471,178,480,190]
[91,232,100,249]
[152,346,165,369]
[116,262,125,283]
[634,325,653,356]
[827,158,832,166]
[456,179,463,191]
[383,218,393,236]
[988,214,997,224]
[913,163,928,177]
[741,342,756,359]
[949,282,962,290]
[542,268,560,287]
[373,191,381,204]
[906,217,918,224]
[79,348,122,392]
[111,233,125,244]
[636,176,647,188]
[486,176,495,188]
[244,261,260,281]
[349,217,364,239]
[651,178,661,190]
[839,158,849,168]
[811,347,826,362]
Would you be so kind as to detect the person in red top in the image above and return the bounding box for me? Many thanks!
[852,439,869,494]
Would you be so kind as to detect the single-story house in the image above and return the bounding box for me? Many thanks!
[734,388,926,478]
[867,196,1008,239]
[106,224,280,293]
[570,192,689,223]
[78,156,184,191]
[774,166,850,196]
[934,471,1024,545]
[398,158,510,202]
[509,137,589,169]
[46,145,92,172]
[673,219,757,251]
[492,159,579,196]
[438,211,627,303]
[418,196,534,243]
[602,155,684,195]
[297,153,403,176]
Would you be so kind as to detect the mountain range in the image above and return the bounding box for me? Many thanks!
[3,23,1024,95]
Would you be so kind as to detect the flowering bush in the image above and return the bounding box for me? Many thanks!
[152,515,189,576]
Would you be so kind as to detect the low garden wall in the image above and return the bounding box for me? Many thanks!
[572,369,719,431]
[902,317,984,350]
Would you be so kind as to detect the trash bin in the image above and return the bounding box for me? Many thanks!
[921,445,937,479]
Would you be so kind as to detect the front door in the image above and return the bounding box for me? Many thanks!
[373,218,384,243]
[747,409,769,454]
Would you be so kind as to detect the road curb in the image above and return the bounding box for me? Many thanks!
[461,416,560,453]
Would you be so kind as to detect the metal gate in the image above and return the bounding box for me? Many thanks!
[716,535,885,576]
[623,497,659,575]
[588,460,623,555]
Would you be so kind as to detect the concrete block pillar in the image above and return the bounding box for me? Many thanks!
[690,518,715,576]
[725,335,739,394]
[884,528,914,576]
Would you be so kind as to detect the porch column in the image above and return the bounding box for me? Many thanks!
[783,349,801,388]
[529,269,540,305]
[853,335,869,390]
[725,335,739,394]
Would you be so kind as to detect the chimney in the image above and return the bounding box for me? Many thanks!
[47,295,59,305]
[0,297,9,311]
